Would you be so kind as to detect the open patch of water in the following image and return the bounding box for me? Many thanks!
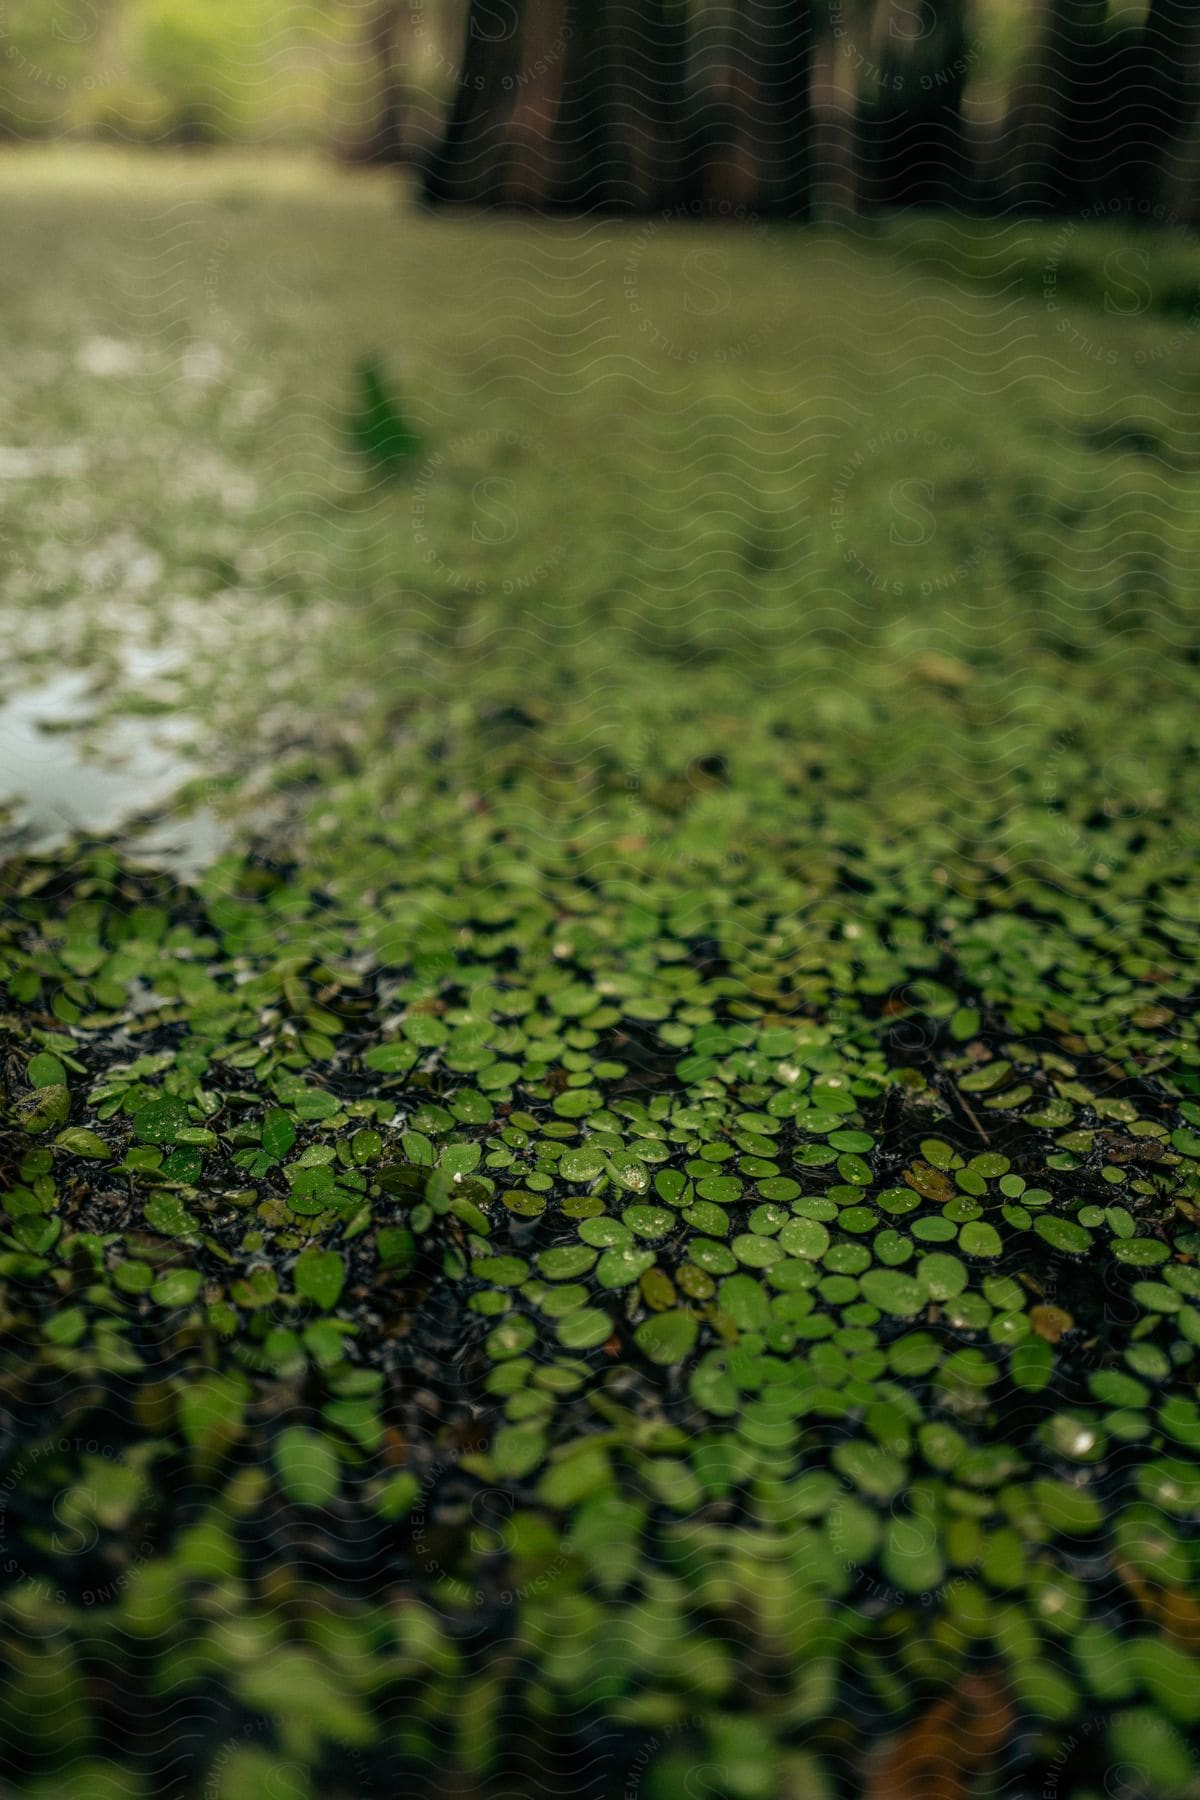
[0,670,226,873]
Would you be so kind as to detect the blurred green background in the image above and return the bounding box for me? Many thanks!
[0,0,1032,155]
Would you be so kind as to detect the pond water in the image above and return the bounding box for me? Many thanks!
[0,669,225,874]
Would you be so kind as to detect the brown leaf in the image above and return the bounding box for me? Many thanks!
[913,652,973,689]
[867,1672,1013,1800]
[904,1162,956,1204]
[1030,1304,1073,1342]
[1153,1584,1200,1653]
[380,1428,410,1468]
[1114,1556,1200,1651]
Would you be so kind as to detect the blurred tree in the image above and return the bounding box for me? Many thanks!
[423,0,814,214]
[999,0,1200,219]
[1001,0,1113,213]
[854,0,973,211]
[548,0,693,210]
[1112,0,1200,214]
[692,0,814,214]
[355,2,409,162]
[0,0,1192,227]
[421,0,526,204]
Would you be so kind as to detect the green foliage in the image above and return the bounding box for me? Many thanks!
[0,151,1199,1800]
[0,0,451,146]
[348,358,421,478]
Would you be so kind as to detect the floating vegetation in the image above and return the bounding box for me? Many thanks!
[1,152,1200,1799]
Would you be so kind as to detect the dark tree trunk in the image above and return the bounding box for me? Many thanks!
[1000,0,1111,214]
[810,32,849,216]
[1108,0,1200,215]
[687,0,813,215]
[727,0,813,214]
[856,0,973,212]
[423,0,813,215]
[1170,107,1200,226]
[494,0,574,205]
[422,0,527,204]
[765,0,816,216]
[554,0,709,211]
[426,0,694,211]
[550,0,639,208]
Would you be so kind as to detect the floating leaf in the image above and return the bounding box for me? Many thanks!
[26,1053,66,1088]
[274,1426,341,1508]
[293,1249,346,1311]
[262,1107,296,1159]
[634,1310,697,1365]
[17,1084,70,1133]
[860,1269,925,1318]
[54,1127,110,1160]
[959,1221,1002,1258]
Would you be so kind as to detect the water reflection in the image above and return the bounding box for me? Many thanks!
[0,670,226,873]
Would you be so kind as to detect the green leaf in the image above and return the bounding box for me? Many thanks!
[261,1107,296,1159]
[26,1052,66,1088]
[779,1217,829,1260]
[402,1129,435,1167]
[882,1508,944,1595]
[690,1351,738,1416]
[152,1269,203,1308]
[17,1084,70,1133]
[859,1269,925,1317]
[293,1249,346,1311]
[596,1247,655,1289]
[377,1226,416,1273]
[718,1272,770,1331]
[560,1148,604,1183]
[133,1096,190,1146]
[1034,1216,1092,1255]
[144,1193,200,1237]
[179,1371,249,1450]
[43,1306,87,1346]
[1110,1237,1168,1266]
[538,1442,613,1509]
[363,1043,417,1074]
[917,1252,967,1299]
[557,1307,612,1350]
[959,1221,1003,1258]
[54,1127,110,1160]
[349,357,420,477]
[274,1426,341,1508]
[491,1423,547,1481]
[634,1310,698,1365]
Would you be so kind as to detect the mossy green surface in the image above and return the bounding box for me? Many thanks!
[1,153,1199,1798]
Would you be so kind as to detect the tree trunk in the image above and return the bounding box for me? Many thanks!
[1111,0,1200,215]
[549,0,635,208]
[1000,0,1110,214]
[621,0,694,208]
[811,30,859,217]
[422,1,527,204]
[358,2,409,165]
[735,0,813,215]
[497,0,574,205]
[513,0,694,211]
[423,0,813,215]
[856,0,973,212]
[689,0,813,216]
